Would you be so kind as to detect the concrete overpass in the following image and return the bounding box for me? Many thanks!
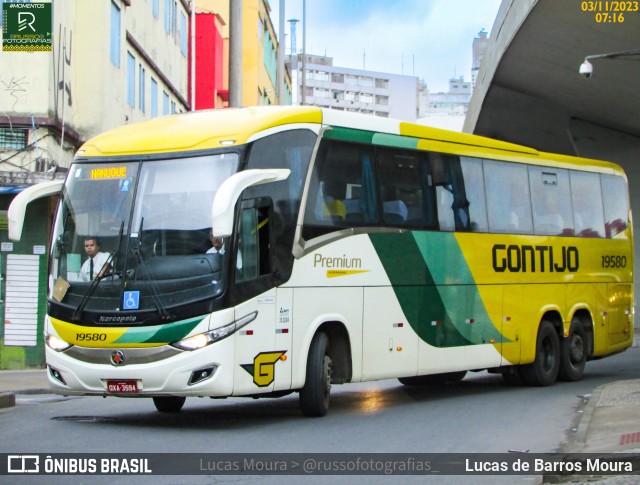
[465,0,640,300]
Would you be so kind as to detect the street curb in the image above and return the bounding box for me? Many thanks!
[0,392,16,410]
[570,384,602,452]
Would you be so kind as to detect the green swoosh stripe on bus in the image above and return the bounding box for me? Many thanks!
[369,231,507,347]
[113,316,204,344]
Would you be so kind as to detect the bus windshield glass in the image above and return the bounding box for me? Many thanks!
[50,153,239,317]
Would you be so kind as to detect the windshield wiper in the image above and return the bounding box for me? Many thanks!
[72,221,124,322]
[132,217,172,321]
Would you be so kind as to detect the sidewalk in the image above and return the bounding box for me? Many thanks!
[0,368,50,409]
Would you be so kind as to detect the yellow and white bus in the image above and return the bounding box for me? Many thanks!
[9,107,633,416]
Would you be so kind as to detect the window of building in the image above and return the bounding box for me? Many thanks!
[164,0,171,34]
[0,127,28,150]
[360,93,374,104]
[138,64,146,113]
[360,77,373,87]
[333,91,344,101]
[163,91,170,115]
[110,1,121,68]
[375,78,389,89]
[127,52,136,107]
[150,78,158,117]
[375,95,389,105]
[172,1,178,39]
[316,71,330,82]
[152,0,159,18]
[345,91,358,102]
[179,11,187,55]
[345,75,358,85]
[332,73,344,84]
[314,88,330,98]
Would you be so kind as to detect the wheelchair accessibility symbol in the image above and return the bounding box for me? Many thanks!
[123,291,140,310]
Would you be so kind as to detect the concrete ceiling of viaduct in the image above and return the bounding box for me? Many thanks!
[465,0,640,156]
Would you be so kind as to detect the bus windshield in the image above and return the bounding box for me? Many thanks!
[50,152,238,319]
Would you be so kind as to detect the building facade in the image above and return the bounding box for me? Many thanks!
[427,76,472,117]
[198,0,291,106]
[472,29,489,89]
[287,54,418,121]
[195,8,228,109]
[0,0,190,368]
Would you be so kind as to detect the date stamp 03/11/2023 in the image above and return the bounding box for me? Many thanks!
[581,1,639,23]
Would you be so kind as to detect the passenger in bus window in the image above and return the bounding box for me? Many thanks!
[80,237,112,281]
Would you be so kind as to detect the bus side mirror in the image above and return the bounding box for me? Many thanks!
[211,169,290,237]
[8,180,64,241]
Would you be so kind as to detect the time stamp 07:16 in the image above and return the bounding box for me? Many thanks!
[581,1,639,22]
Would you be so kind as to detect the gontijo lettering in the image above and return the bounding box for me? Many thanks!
[492,244,579,273]
[91,166,127,179]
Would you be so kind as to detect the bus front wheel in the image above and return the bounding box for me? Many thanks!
[558,318,587,382]
[299,332,332,417]
[520,320,560,387]
[153,396,186,413]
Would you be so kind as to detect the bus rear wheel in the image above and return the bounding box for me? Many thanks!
[558,318,587,381]
[520,320,560,387]
[153,396,186,413]
[299,332,332,417]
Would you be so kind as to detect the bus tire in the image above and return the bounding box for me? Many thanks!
[153,396,186,413]
[558,318,587,382]
[299,332,332,417]
[520,320,560,387]
[399,371,467,386]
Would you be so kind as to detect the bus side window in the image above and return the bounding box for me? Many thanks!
[377,149,432,228]
[529,167,574,236]
[570,171,605,237]
[430,154,471,232]
[303,140,378,230]
[236,204,271,283]
[484,159,533,234]
[601,174,629,237]
[460,157,488,232]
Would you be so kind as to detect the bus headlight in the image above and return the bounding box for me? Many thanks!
[46,333,73,352]
[171,311,257,351]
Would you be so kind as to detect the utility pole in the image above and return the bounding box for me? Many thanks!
[301,0,306,105]
[277,0,285,105]
[229,0,243,107]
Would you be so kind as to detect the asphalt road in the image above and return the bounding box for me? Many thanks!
[2,348,639,485]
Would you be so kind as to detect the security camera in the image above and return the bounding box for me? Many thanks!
[579,60,593,78]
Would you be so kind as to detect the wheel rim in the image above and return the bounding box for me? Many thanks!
[322,355,332,399]
[541,336,555,372]
[569,333,585,365]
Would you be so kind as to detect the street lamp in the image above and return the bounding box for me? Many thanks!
[579,48,640,79]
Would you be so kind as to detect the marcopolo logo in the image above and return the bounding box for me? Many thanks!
[2,2,52,52]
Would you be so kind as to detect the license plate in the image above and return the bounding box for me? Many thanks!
[106,380,138,393]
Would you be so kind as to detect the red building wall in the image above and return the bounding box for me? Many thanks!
[196,13,225,110]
